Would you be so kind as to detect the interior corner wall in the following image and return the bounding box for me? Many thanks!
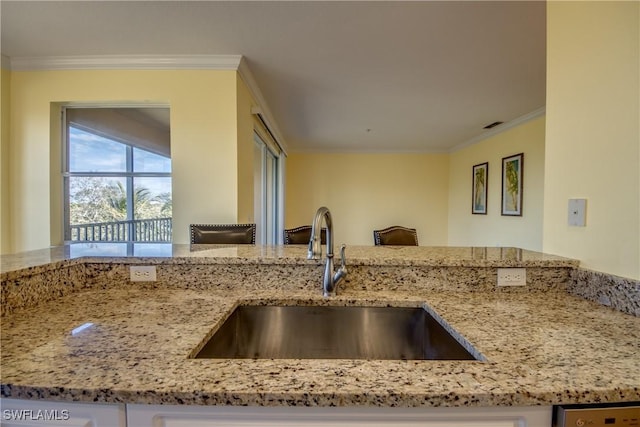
[286,152,449,246]
[8,69,238,252]
[0,67,11,254]
[236,74,256,225]
[448,116,545,251]
[544,1,639,280]
[49,102,63,247]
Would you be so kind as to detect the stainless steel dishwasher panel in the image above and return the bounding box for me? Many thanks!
[554,403,639,427]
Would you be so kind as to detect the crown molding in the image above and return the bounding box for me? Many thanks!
[9,54,243,71]
[449,106,546,153]
[289,145,450,155]
[8,53,288,152]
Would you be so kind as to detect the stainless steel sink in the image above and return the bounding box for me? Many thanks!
[193,305,479,360]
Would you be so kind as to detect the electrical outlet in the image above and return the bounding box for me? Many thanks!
[497,268,526,286]
[130,265,157,282]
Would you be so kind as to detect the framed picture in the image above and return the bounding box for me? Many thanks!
[501,153,524,216]
[472,162,488,214]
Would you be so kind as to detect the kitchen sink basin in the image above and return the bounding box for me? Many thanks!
[193,305,479,360]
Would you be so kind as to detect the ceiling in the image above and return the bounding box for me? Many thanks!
[0,1,546,153]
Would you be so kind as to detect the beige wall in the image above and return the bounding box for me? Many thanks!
[5,69,241,252]
[448,116,545,250]
[544,1,639,280]
[4,2,638,283]
[286,152,449,246]
[236,76,257,224]
[0,67,10,253]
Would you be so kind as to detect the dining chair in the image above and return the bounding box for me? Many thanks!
[190,223,256,244]
[283,225,327,245]
[373,226,418,246]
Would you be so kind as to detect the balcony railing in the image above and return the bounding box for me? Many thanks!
[69,218,172,242]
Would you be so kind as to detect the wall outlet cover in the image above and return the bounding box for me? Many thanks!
[130,265,157,282]
[497,268,526,286]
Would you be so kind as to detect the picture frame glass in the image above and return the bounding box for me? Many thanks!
[472,162,488,214]
[501,153,523,216]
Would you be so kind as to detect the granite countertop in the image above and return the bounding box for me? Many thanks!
[0,243,578,278]
[2,283,639,407]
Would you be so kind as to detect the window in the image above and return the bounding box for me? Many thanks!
[63,107,172,242]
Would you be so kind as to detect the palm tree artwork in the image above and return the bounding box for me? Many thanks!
[502,153,523,216]
[474,168,486,210]
[505,161,519,211]
[472,162,488,214]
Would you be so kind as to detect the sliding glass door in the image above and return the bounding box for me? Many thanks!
[254,133,281,245]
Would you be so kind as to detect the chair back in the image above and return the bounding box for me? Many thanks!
[283,225,327,245]
[190,223,256,244]
[373,226,418,246]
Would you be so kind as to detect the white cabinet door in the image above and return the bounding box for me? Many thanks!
[0,399,125,427]
[126,404,552,427]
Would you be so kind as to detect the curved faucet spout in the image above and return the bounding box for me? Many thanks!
[308,207,332,259]
[307,207,347,297]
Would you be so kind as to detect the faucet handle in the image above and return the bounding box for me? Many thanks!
[338,244,347,270]
[332,244,348,288]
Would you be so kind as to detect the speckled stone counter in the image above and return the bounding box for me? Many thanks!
[1,244,578,315]
[1,244,577,276]
[1,244,638,407]
[2,287,639,407]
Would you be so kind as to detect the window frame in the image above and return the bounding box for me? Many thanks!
[61,106,172,243]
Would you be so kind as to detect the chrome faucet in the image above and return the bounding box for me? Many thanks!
[307,207,348,297]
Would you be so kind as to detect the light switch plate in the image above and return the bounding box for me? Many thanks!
[568,198,587,226]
